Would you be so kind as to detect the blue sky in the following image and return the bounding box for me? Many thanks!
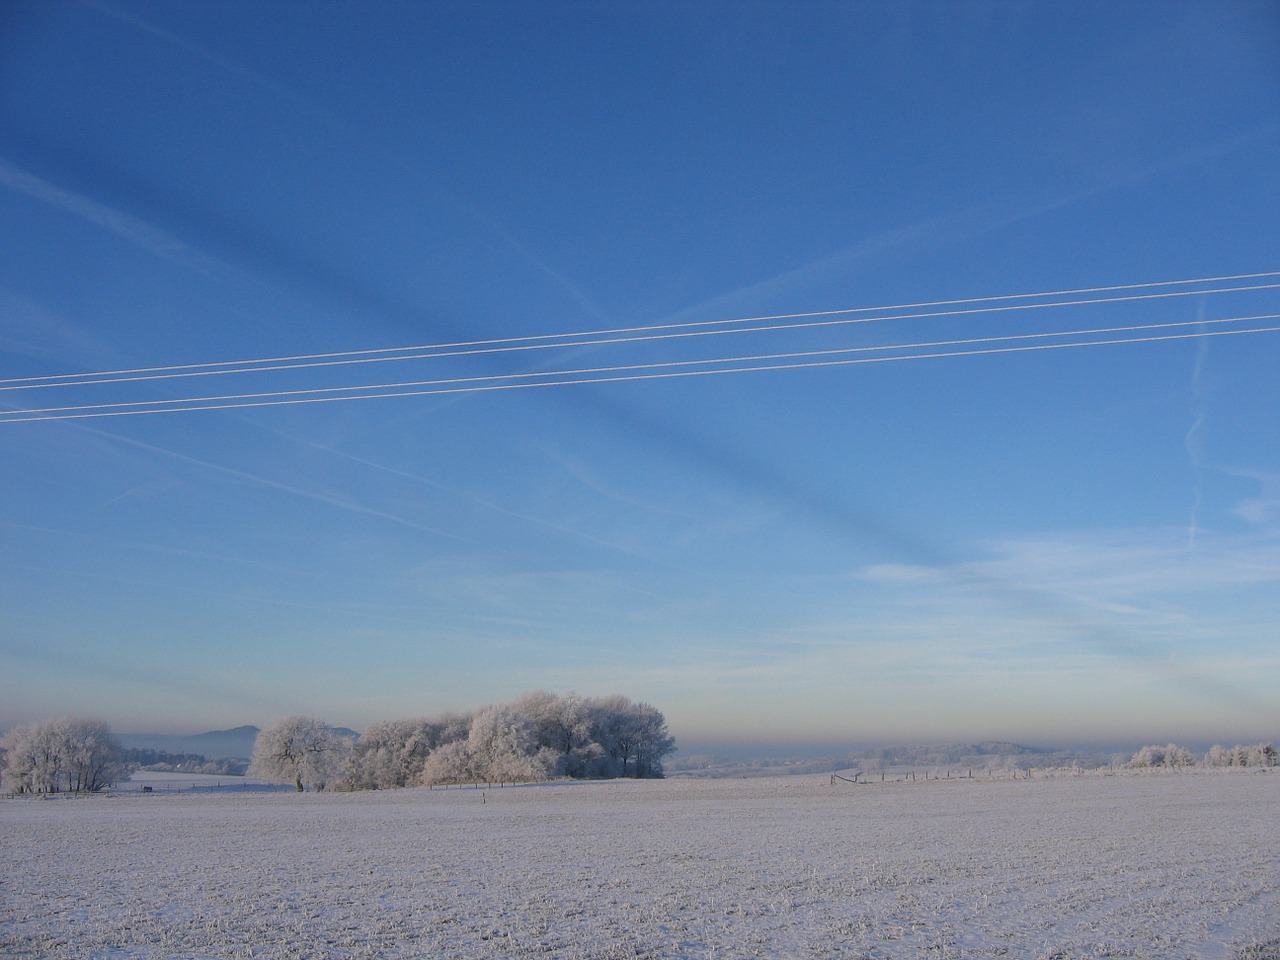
[2,1,1278,751]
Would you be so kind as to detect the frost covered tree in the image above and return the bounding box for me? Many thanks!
[345,718,435,789]
[588,695,675,778]
[630,702,676,778]
[1127,743,1195,769]
[63,718,129,792]
[1206,743,1278,767]
[468,704,556,783]
[1,721,63,794]
[250,716,349,791]
[1246,743,1276,766]
[327,691,675,791]
[345,712,475,789]
[517,691,603,777]
[1206,744,1233,767]
[342,720,408,790]
[421,738,478,785]
[421,705,555,785]
[0,717,128,794]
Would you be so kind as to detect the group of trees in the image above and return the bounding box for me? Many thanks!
[120,747,248,776]
[1126,743,1197,769]
[251,692,675,792]
[1205,742,1278,768]
[1,693,673,796]
[0,717,128,794]
[1126,742,1277,770]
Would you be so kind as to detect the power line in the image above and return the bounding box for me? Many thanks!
[9,312,1277,417]
[3,270,1277,392]
[4,315,1277,423]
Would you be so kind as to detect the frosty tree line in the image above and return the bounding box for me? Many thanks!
[0,691,676,793]
[250,692,676,791]
[5,702,1278,794]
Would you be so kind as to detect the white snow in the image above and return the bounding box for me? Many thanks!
[3,770,1277,959]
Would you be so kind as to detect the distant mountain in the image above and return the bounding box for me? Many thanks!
[120,726,260,760]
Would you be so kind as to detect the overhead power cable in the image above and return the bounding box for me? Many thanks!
[2,270,1277,392]
[3,312,1277,423]
[8,312,1277,416]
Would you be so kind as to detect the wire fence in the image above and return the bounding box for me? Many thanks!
[117,778,290,794]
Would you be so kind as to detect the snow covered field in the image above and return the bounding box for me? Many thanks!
[114,771,286,794]
[3,770,1277,959]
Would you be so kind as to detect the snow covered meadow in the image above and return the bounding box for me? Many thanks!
[3,770,1278,959]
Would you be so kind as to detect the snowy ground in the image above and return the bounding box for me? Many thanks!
[2,770,1278,959]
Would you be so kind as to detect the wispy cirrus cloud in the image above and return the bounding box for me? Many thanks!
[855,527,1280,621]
[662,204,1003,324]
[1225,467,1280,527]
[0,156,221,272]
[83,2,612,330]
[972,528,1280,600]
[252,428,670,565]
[0,285,113,370]
[672,124,1278,327]
[70,423,475,543]
[839,526,1280,730]
[82,0,279,91]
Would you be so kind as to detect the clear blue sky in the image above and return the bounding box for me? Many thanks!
[2,1,1278,751]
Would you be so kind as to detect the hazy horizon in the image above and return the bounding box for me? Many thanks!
[3,3,1277,747]
[101,718,1273,765]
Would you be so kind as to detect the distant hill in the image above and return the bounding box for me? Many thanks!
[856,741,1054,767]
[119,726,261,760]
[668,740,1126,779]
[119,724,361,760]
